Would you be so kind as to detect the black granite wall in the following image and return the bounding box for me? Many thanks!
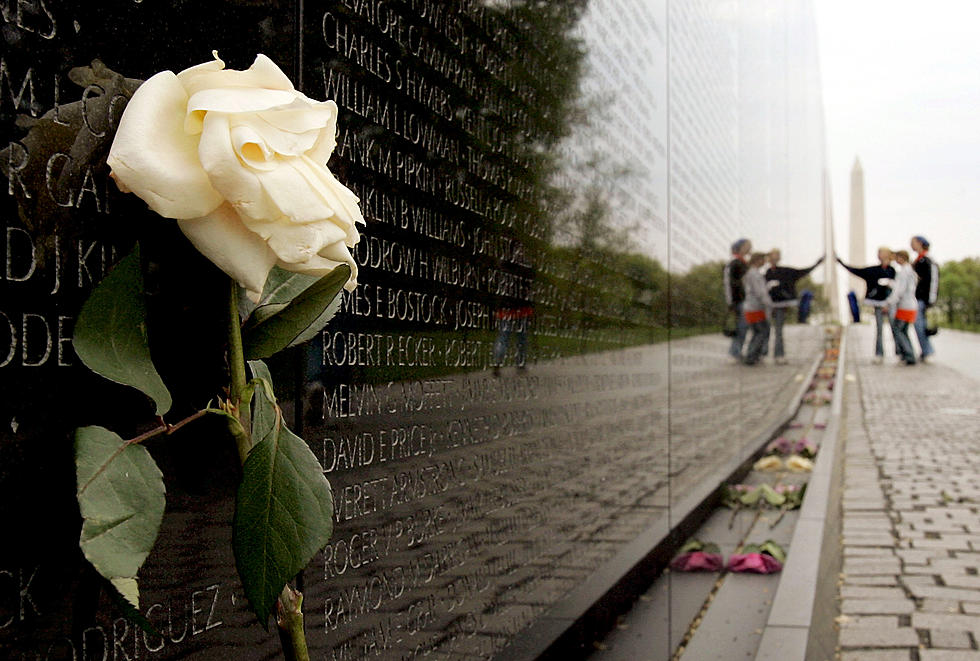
[0,2,825,659]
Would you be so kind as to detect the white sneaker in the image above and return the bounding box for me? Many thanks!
[872,356,883,365]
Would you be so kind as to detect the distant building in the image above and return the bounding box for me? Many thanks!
[848,158,867,296]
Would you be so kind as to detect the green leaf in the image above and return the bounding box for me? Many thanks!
[73,244,172,415]
[241,265,350,360]
[233,421,333,626]
[760,484,786,507]
[111,578,140,609]
[759,540,787,564]
[247,360,278,444]
[739,487,762,506]
[75,425,166,608]
[262,268,322,307]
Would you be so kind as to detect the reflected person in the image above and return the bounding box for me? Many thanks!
[765,250,824,364]
[492,305,533,376]
[742,252,774,365]
[837,248,895,364]
[883,250,918,365]
[724,238,752,362]
[910,235,938,362]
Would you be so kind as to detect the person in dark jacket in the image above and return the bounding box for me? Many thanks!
[765,250,824,364]
[910,235,938,361]
[724,238,752,362]
[837,248,896,363]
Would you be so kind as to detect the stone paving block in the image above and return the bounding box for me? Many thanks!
[907,584,980,602]
[918,651,980,661]
[839,626,919,648]
[912,536,975,550]
[845,519,895,530]
[842,598,915,615]
[841,650,913,661]
[897,549,949,564]
[942,575,980,589]
[846,533,899,546]
[912,612,980,632]
[844,557,902,574]
[929,629,973,649]
[841,586,908,600]
[921,598,966,614]
[844,575,900,587]
[847,545,897,556]
[839,614,907,629]
[902,574,942,585]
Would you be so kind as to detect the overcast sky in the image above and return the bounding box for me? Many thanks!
[814,0,980,265]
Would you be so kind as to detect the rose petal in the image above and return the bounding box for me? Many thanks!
[238,115,320,158]
[107,71,224,219]
[670,551,724,572]
[280,247,359,291]
[178,53,294,99]
[188,87,300,115]
[295,155,365,228]
[249,218,347,265]
[197,112,281,222]
[254,159,340,223]
[259,101,336,134]
[178,203,277,301]
[727,553,783,574]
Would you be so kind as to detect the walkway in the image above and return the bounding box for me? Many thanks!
[839,324,980,660]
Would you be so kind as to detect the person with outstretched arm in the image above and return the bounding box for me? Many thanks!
[766,250,824,364]
[837,248,896,364]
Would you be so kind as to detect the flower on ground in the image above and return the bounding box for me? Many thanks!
[108,52,363,300]
[786,455,814,472]
[754,455,783,471]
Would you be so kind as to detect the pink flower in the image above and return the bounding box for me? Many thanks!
[727,553,783,574]
[793,439,816,456]
[670,551,724,572]
[767,437,793,454]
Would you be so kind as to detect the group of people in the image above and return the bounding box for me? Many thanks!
[725,239,823,365]
[723,235,938,366]
[837,236,938,365]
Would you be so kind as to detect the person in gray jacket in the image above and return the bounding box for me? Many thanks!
[742,252,774,365]
[884,250,919,365]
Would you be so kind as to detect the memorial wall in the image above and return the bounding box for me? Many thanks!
[0,1,827,659]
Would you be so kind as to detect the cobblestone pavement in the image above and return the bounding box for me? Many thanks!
[839,325,980,660]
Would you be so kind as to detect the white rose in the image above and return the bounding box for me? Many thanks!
[107,52,363,300]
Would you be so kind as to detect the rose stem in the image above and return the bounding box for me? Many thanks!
[276,585,310,661]
[227,279,308,661]
[227,278,252,464]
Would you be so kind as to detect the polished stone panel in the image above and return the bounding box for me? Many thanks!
[0,1,827,659]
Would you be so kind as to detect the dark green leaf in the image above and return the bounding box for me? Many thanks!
[73,245,172,415]
[241,265,350,360]
[261,268,322,307]
[247,360,278,443]
[75,425,166,608]
[233,422,333,626]
[105,576,163,639]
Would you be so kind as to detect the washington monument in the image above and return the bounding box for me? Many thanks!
[848,158,867,296]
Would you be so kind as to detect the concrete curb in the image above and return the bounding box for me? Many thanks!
[497,345,826,661]
[756,330,847,660]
